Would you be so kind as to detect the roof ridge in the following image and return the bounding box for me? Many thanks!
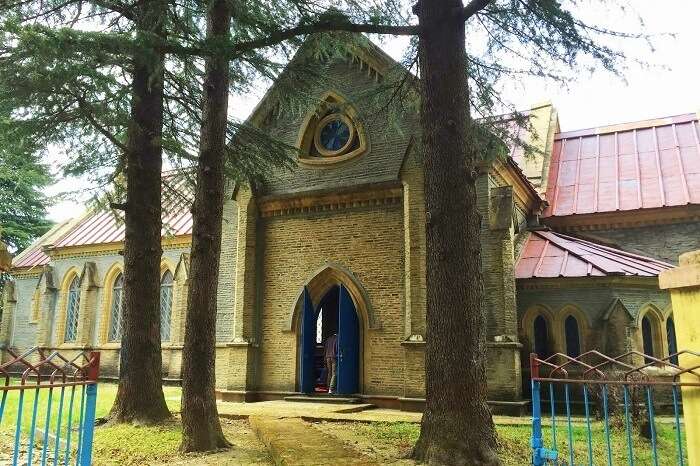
[535,230,615,275]
[555,112,698,140]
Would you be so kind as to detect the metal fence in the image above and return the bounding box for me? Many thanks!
[0,348,100,466]
[530,350,699,466]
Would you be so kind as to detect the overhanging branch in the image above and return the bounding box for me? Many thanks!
[462,0,494,21]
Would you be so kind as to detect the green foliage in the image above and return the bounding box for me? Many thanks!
[0,0,411,208]
[0,105,52,252]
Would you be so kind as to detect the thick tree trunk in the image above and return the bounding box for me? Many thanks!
[109,0,171,424]
[411,0,500,464]
[180,0,231,452]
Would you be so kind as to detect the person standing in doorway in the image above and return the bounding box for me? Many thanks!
[324,333,338,394]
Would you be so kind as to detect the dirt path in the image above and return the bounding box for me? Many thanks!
[250,416,378,466]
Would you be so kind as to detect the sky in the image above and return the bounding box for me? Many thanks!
[44,0,700,223]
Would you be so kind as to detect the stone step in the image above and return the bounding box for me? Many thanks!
[284,394,362,404]
[332,403,377,414]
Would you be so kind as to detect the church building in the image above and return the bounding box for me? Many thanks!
[3,38,699,413]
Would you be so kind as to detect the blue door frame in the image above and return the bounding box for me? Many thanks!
[336,284,359,395]
[299,287,316,393]
[298,284,360,395]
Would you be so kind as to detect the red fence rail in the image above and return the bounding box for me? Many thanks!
[0,347,100,466]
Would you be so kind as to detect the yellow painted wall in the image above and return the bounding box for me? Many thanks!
[660,250,700,465]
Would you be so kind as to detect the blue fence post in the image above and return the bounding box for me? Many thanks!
[78,383,98,466]
[531,378,544,466]
[79,351,100,466]
[530,354,557,465]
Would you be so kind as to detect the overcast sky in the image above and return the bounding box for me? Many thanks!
[44,0,700,222]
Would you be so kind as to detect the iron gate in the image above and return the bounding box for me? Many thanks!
[530,350,699,465]
[0,347,100,466]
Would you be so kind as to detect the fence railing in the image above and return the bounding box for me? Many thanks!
[530,350,700,466]
[0,347,100,466]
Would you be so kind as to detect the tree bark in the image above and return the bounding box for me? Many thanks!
[180,0,231,452]
[411,0,500,464]
[109,0,171,424]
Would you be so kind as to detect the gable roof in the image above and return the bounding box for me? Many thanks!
[543,113,700,217]
[515,230,673,279]
[12,219,75,269]
[12,172,193,270]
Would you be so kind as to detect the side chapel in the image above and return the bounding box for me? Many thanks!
[3,37,699,412]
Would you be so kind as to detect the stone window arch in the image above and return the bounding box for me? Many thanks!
[295,91,368,166]
[63,275,81,343]
[666,315,678,365]
[100,263,124,344]
[521,306,555,359]
[107,273,125,342]
[564,315,581,358]
[637,304,664,363]
[160,269,174,342]
[557,305,590,357]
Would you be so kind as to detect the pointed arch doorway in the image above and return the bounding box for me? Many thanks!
[299,284,360,395]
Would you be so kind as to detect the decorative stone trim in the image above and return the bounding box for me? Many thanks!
[284,262,379,332]
[517,276,660,290]
[543,205,700,232]
[259,182,402,218]
[45,236,192,262]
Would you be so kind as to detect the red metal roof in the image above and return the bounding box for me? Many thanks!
[53,172,193,248]
[543,113,700,217]
[12,172,193,269]
[12,220,75,269]
[13,247,50,269]
[515,230,673,279]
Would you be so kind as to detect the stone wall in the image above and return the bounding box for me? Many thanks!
[5,245,190,376]
[517,279,671,357]
[254,202,406,395]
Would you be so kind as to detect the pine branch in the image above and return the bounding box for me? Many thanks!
[74,95,129,154]
[227,20,420,55]
[462,0,493,22]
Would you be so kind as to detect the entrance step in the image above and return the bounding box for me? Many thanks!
[332,403,377,414]
[250,416,378,465]
[284,394,362,404]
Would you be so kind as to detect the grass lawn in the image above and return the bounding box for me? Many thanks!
[0,383,689,465]
[317,420,688,465]
[0,382,270,465]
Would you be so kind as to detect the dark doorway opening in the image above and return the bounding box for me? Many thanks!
[314,286,339,393]
[299,284,360,395]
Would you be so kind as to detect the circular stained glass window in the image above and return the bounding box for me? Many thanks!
[314,113,354,156]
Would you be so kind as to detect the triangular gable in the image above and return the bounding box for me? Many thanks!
[79,262,99,289]
[247,34,407,128]
[36,266,57,292]
[174,253,190,281]
[601,297,634,322]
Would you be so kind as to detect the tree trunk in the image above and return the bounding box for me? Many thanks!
[180,0,231,452]
[109,0,171,424]
[411,0,500,464]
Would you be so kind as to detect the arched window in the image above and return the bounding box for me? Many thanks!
[108,273,124,342]
[160,271,173,341]
[533,315,550,358]
[667,317,678,365]
[642,315,655,362]
[564,315,581,358]
[64,276,81,342]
